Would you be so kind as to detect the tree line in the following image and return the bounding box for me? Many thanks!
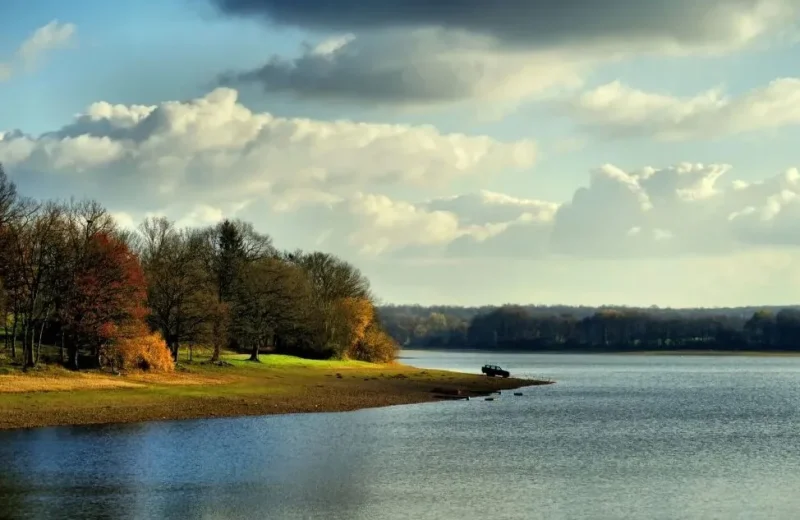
[378,304,800,351]
[0,163,396,371]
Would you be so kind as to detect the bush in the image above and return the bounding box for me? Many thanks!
[115,332,175,372]
[349,325,397,363]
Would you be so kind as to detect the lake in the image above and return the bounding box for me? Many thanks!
[2,350,800,519]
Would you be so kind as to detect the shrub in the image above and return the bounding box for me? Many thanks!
[349,324,397,363]
[115,332,175,372]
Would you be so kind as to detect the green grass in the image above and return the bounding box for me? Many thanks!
[221,353,378,369]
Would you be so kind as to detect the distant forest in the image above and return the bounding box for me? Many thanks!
[376,304,800,352]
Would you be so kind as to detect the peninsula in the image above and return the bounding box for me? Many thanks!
[0,354,550,431]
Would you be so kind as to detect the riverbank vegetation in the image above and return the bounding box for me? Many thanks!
[380,304,800,352]
[0,162,396,373]
[0,349,542,429]
[0,162,553,429]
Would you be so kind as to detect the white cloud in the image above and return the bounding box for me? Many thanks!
[571,78,800,140]
[18,21,76,68]
[0,87,536,212]
[344,193,463,255]
[291,163,800,261]
[424,190,558,227]
[0,21,76,81]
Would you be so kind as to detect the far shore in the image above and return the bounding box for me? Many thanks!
[0,354,551,431]
[629,350,800,357]
[403,347,800,357]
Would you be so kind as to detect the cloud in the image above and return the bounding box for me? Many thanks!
[277,190,540,256]
[549,163,735,257]
[425,190,557,227]
[18,21,76,68]
[570,79,800,140]
[211,0,796,52]
[291,162,800,261]
[220,29,589,106]
[7,84,800,265]
[344,190,557,254]
[213,1,798,106]
[0,87,536,212]
[0,21,76,81]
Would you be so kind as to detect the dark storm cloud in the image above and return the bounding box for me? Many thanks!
[210,0,786,48]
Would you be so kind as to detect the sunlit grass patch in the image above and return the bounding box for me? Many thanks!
[0,373,144,393]
[221,353,381,370]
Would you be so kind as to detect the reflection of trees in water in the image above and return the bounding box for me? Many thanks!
[0,470,26,520]
[0,414,389,520]
[148,415,375,519]
[0,423,150,520]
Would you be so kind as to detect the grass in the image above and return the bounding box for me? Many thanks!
[0,349,553,430]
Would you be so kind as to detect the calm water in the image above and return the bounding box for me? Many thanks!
[2,351,800,519]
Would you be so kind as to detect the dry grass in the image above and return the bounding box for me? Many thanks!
[125,372,228,386]
[0,373,143,393]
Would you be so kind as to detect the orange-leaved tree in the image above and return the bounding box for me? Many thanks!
[335,297,374,358]
[350,324,397,363]
[61,231,170,370]
[115,331,174,372]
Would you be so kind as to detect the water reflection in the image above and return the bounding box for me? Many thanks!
[0,416,375,519]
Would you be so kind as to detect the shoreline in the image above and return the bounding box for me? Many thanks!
[0,356,551,431]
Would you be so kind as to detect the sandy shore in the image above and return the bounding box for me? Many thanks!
[0,355,551,430]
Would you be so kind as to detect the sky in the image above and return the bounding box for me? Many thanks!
[3,0,800,308]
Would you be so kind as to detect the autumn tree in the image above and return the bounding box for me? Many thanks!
[287,251,372,356]
[334,297,374,358]
[351,323,397,363]
[60,230,149,369]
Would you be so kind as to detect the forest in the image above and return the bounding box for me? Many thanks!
[0,163,396,372]
[378,304,800,352]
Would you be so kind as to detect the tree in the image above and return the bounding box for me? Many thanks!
[231,257,312,362]
[334,297,374,358]
[196,219,274,362]
[351,323,397,363]
[287,251,372,356]
[138,217,209,361]
[60,231,148,369]
[5,203,64,367]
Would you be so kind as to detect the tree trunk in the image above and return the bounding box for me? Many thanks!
[211,290,223,363]
[60,331,65,364]
[249,341,260,362]
[36,318,46,365]
[67,345,79,370]
[10,311,17,359]
[170,338,179,362]
[210,317,222,363]
[24,325,34,368]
